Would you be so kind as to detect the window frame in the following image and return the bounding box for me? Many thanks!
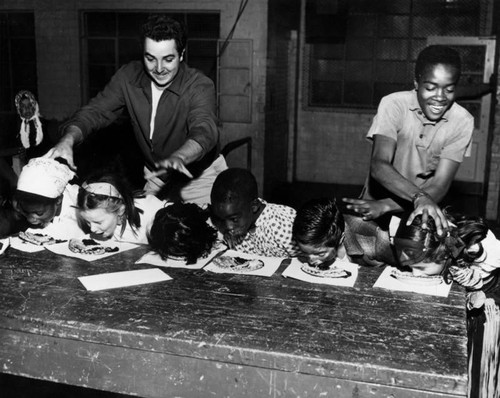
[304,0,485,112]
[0,11,37,114]
[79,10,221,105]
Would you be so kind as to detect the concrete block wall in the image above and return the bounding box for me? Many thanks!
[296,110,373,185]
[0,0,268,191]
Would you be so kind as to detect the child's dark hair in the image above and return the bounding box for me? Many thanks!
[77,171,142,237]
[293,197,345,248]
[142,14,187,55]
[447,213,488,264]
[210,168,258,204]
[415,45,461,82]
[147,203,217,265]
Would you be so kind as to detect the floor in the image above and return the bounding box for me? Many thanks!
[1,181,497,397]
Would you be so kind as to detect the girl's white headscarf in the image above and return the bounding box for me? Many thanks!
[17,157,75,198]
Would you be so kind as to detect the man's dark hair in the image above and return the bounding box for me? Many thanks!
[142,14,187,55]
[210,168,258,205]
[415,45,461,82]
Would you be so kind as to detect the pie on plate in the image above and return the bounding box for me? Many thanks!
[212,255,265,272]
[390,269,443,286]
[19,231,66,246]
[300,264,352,278]
[68,238,119,255]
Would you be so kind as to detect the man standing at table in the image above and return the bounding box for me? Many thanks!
[46,14,226,205]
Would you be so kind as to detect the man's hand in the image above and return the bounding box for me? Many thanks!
[146,155,193,180]
[43,140,77,170]
[43,126,82,171]
[342,198,389,220]
[407,193,448,236]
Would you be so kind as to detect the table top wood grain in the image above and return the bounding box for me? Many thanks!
[0,245,468,397]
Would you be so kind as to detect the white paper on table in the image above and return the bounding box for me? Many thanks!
[10,236,49,252]
[373,266,452,297]
[282,257,359,286]
[136,246,226,270]
[204,250,284,277]
[78,268,171,291]
[44,239,139,262]
[0,237,10,256]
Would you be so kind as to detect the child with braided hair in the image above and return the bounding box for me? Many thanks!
[392,212,496,305]
[147,202,218,265]
[392,212,500,397]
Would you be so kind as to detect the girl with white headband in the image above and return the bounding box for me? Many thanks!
[77,171,167,244]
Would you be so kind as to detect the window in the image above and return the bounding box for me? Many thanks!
[0,12,37,112]
[81,11,220,101]
[305,0,484,109]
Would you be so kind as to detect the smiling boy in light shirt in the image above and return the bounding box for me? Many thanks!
[343,45,474,236]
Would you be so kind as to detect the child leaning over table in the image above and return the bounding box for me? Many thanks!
[76,171,167,245]
[293,197,395,269]
[148,202,218,265]
[391,212,500,397]
[0,157,82,239]
[209,168,300,257]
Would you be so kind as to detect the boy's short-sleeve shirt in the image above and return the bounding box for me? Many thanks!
[363,90,474,199]
[232,199,300,257]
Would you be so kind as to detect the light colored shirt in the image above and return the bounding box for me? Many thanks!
[113,195,168,245]
[363,90,474,200]
[232,199,300,257]
[39,184,84,239]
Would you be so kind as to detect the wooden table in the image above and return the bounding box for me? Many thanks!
[0,246,468,397]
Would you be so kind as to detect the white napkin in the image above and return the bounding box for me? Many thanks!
[282,257,359,286]
[373,266,452,297]
[45,239,139,262]
[78,268,171,291]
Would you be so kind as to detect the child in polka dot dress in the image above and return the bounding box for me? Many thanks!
[210,168,300,257]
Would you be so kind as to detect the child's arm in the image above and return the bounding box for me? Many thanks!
[370,135,450,234]
[449,266,483,290]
